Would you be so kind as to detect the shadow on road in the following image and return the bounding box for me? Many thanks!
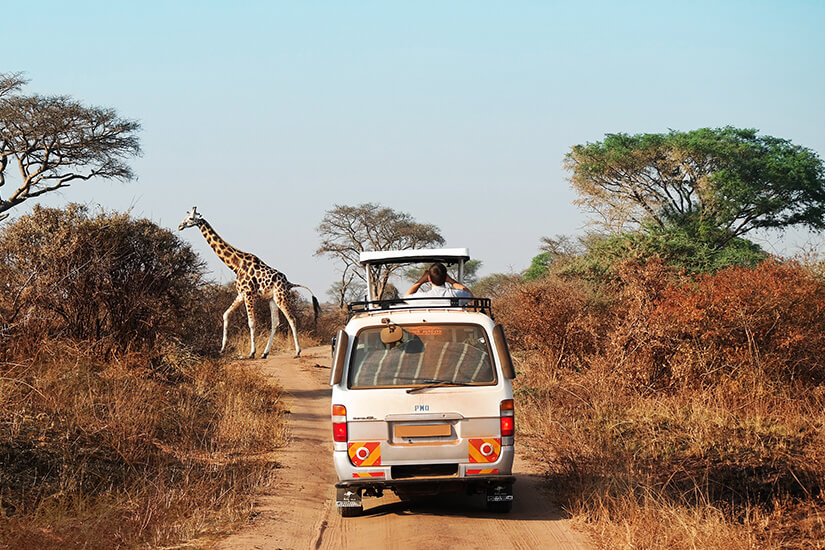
[358,473,568,522]
[286,388,331,400]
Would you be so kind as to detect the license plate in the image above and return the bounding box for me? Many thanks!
[394,423,451,438]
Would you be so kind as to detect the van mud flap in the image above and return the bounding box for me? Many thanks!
[486,483,513,503]
[336,487,362,508]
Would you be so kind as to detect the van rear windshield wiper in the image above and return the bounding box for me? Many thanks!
[406,379,473,394]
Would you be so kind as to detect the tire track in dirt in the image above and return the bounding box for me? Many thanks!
[216,347,591,550]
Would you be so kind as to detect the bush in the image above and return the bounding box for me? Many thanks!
[0,205,289,547]
[598,259,825,389]
[493,275,607,371]
[500,258,825,548]
[0,204,215,357]
[648,260,825,385]
[0,348,285,548]
[562,225,768,284]
[471,272,523,298]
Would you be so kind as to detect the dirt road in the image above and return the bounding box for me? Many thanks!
[216,347,591,550]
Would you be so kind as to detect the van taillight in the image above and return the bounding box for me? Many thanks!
[500,399,515,437]
[332,404,348,442]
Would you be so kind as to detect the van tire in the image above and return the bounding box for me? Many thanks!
[486,499,513,513]
[339,504,363,517]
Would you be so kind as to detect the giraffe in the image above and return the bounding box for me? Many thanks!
[178,206,321,358]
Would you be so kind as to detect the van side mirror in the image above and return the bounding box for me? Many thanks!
[330,330,349,386]
[493,324,516,379]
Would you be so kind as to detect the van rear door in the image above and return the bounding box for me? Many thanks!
[344,323,503,470]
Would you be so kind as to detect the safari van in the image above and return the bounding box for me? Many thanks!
[329,249,516,517]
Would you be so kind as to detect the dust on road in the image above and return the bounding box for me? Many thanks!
[216,347,591,550]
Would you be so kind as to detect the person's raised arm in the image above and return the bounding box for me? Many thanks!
[445,274,472,295]
[404,271,430,297]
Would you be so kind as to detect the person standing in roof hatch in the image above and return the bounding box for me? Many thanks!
[404,262,472,299]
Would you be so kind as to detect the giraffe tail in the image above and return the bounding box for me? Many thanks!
[291,284,322,328]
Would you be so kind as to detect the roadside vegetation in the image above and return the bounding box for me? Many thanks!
[0,206,288,549]
[483,127,825,549]
[493,258,825,548]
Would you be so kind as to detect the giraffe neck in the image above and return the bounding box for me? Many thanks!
[198,220,246,272]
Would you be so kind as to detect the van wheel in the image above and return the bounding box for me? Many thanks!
[340,503,363,517]
[485,499,513,513]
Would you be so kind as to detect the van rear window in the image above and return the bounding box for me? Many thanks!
[348,324,496,389]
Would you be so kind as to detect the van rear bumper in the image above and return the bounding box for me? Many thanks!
[333,444,514,483]
[335,475,515,492]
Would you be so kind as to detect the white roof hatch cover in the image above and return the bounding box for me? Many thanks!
[358,248,470,266]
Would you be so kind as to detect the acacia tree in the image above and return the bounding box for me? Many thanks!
[316,203,444,300]
[0,73,141,221]
[326,264,367,308]
[565,127,825,248]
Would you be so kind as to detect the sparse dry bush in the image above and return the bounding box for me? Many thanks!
[499,258,825,549]
[0,345,286,549]
[493,274,607,372]
[649,260,825,385]
[315,307,347,344]
[0,204,215,358]
[0,205,289,548]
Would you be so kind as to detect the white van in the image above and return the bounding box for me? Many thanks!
[329,249,516,517]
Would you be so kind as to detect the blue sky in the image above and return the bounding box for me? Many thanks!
[6,1,825,296]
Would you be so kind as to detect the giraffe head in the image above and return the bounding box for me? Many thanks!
[178,206,204,231]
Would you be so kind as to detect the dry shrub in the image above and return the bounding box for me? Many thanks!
[315,307,347,344]
[493,274,607,372]
[0,204,217,358]
[0,205,289,547]
[0,344,285,549]
[499,258,825,549]
[649,260,825,385]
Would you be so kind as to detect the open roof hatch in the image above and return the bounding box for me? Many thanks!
[358,248,470,301]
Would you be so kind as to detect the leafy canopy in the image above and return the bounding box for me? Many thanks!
[565,127,825,248]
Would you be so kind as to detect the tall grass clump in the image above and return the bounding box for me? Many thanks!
[497,258,825,549]
[0,205,287,548]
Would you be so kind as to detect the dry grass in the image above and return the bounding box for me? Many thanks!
[499,260,825,549]
[0,206,293,548]
[0,343,287,549]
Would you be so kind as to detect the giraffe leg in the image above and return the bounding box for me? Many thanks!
[221,294,244,353]
[243,294,256,359]
[276,296,302,358]
[261,299,280,359]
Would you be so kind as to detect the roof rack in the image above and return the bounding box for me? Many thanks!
[347,296,493,320]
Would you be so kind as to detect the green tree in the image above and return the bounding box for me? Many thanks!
[0,73,141,221]
[565,127,825,248]
[562,226,768,282]
[523,252,552,281]
[316,203,444,300]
